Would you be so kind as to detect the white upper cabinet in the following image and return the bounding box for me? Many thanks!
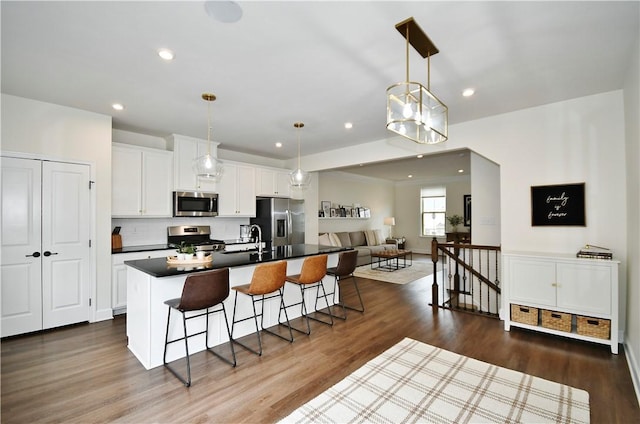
[112,144,173,217]
[217,162,256,217]
[255,167,291,198]
[167,134,219,192]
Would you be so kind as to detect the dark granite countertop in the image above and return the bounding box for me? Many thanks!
[124,244,352,278]
[112,244,172,254]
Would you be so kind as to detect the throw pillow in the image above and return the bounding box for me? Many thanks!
[318,233,331,246]
[329,233,342,247]
[364,229,377,246]
[374,229,384,245]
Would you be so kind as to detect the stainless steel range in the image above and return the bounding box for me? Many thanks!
[167,225,225,251]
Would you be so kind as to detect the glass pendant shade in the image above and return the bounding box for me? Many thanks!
[193,92,224,181]
[289,121,311,190]
[193,153,224,180]
[289,167,311,189]
[386,81,448,144]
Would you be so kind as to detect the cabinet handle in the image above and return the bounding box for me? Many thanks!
[551,283,557,287]
[43,251,58,257]
[26,251,41,258]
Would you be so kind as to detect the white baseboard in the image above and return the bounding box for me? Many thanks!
[93,308,114,322]
[624,340,640,408]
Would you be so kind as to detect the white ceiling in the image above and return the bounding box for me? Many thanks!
[1,1,638,180]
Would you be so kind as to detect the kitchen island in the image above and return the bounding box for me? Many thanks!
[125,244,349,369]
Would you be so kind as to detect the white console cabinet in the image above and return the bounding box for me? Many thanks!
[503,252,619,353]
[111,249,176,314]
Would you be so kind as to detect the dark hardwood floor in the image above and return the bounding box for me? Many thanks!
[2,267,639,423]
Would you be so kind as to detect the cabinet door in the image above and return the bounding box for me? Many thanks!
[556,263,612,315]
[256,168,276,196]
[173,137,217,192]
[274,170,291,197]
[112,263,128,311]
[142,150,173,217]
[217,163,238,216]
[236,164,256,216]
[173,138,198,191]
[508,257,556,307]
[112,146,142,216]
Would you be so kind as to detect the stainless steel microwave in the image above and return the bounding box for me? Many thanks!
[173,191,218,217]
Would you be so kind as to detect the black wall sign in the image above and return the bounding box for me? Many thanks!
[531,183,585,226]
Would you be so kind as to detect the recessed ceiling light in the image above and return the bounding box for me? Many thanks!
[417,154,423,158]
[344,122,353,129]
[275,142,282,148]
[462,88,475,97]
[458,169,464,173]
[158,49,175,61]
[408,174,413,178]
[112,103,124,111]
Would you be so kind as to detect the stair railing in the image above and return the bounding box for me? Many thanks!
[430,238,501,318]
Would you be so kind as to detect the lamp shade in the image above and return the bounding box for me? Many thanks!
[384,217,396,226]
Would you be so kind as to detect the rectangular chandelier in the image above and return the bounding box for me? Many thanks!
[386,17,448,144]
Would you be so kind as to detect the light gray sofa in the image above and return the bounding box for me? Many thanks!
[319,230,398,266]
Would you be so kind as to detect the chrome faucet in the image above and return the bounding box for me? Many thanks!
[250,224,263,256]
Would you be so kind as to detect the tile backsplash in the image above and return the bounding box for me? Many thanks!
[112,217,250,247]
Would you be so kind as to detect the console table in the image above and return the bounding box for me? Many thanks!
[503,252,619,354]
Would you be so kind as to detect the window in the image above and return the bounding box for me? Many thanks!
[421,187,446,237]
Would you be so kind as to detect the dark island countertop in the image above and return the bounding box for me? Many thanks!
[112,239,271,254]
[124,244,352,278]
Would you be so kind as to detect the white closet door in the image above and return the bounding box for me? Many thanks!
[41,161,91,329]
[1,157,43,337]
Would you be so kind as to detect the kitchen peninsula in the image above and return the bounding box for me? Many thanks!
[125,244,349,369]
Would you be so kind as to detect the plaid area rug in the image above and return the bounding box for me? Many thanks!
[279,338,590,424]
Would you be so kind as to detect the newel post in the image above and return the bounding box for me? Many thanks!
[431,237,439,309]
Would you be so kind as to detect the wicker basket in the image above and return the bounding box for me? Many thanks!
[577,315,611,340]
[511,304,539,326]
[541,309,572,333]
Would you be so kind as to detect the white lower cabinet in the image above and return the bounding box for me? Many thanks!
[112,249,175,314]
[503,252,619,353]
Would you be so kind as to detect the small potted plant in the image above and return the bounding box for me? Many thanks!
[446,214,463,233]
[174,242,196,261]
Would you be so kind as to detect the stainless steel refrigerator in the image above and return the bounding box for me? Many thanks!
[250,197,305,248]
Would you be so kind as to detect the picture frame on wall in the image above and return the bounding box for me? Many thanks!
[464,194,471,227]
[531,182,586,226]
[321,200,331,217]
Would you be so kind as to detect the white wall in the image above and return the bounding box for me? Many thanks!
[318,171,394,235]
[1,94,113,321]
[470,152,501,246]
[623,36,640,401]
[394,176,470,254]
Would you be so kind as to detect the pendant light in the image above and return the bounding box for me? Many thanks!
[289,122,311,189]
[193,93,224,181]
[386,17,448,144]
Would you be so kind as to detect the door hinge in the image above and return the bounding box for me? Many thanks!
[89,298,92,306]
[89,239,92,247]
[89,180,95,189]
